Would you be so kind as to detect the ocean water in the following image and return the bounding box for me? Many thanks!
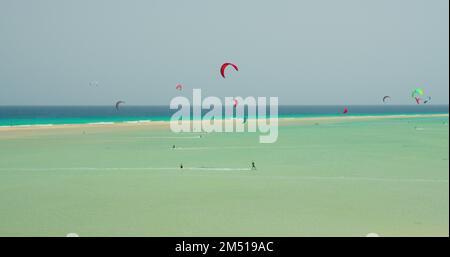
[0,105,448,126]
[0,114,448,236]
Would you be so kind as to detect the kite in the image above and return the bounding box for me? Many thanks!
[90,81,99,87]
[220,63,238,78]
[412,88,424,98]
[412,88,424,104]
[115,101,125,111]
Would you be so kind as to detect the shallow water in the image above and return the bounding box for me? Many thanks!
[0,116,448,236]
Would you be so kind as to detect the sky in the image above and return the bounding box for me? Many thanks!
[0,0,448,105]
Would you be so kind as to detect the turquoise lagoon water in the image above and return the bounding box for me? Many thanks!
[0,105,448,126]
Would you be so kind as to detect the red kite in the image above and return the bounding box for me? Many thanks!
[220,63,238,78]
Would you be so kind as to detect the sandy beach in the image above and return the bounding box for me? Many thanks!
[0,114,447,132]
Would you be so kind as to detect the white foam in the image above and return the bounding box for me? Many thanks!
[124,120,153,124]
[87,122,115,125]
[8,124,56,128]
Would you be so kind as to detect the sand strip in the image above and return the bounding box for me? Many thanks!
[0,114,447,132]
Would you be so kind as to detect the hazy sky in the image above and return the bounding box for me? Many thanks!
[0,0,448,105]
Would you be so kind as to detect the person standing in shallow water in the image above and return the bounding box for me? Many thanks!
[251,162,257,171]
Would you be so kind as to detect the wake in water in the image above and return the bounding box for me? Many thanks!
[184,167,251,171]
[172,146,298,151]
[0,168,446,183]
[133,136,202,139]
[0,167,251,172]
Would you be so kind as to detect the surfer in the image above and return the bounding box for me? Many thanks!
[251,161,257,171]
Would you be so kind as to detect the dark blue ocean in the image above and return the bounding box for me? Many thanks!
[0,105,448,126]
